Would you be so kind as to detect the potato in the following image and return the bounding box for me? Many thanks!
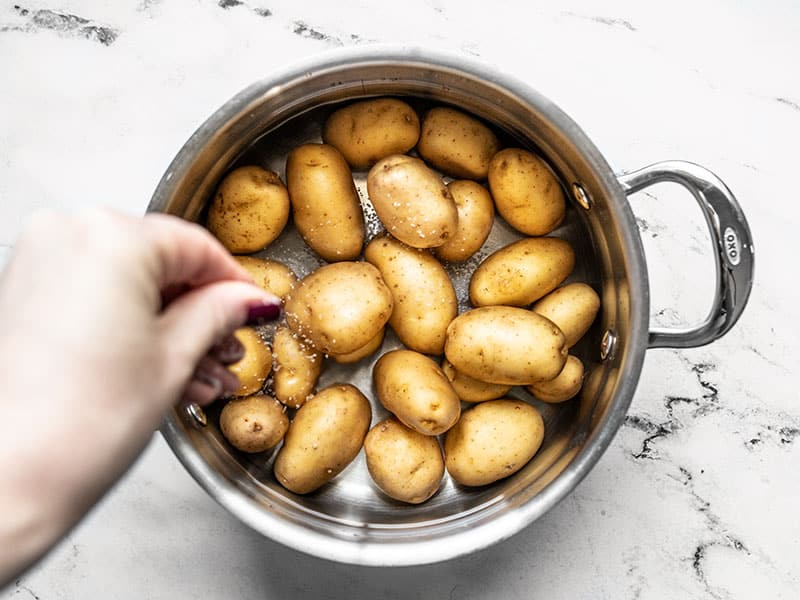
[469,237,574,307]
[445,399,544,486]
[220,394,288,453]
[441,359,510,403]
[273,384,371,494]
[434,180,494,263]
[374,350,461,436]
[285,144,365,261]
[329,327,385,364]
[207,166,290,253]
[532,283,601,347]
[272,326,322,408]
[322,98,420,169]
[233,256,296,300]
[416,107,500,180]
[364,418,445,504]
[366,155,458,249]
[488,148,565,236]
[527,355,584,403]
[365,234,457,354]
[285,262,393,355]
[228,327,272,396]
[444,306,567,385]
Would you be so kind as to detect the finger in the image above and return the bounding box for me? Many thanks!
[182,380,221,407]
[210,334,245,365]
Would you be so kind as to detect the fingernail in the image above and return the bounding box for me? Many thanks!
[195,370,223,397]
[196,362,240,396]
[214,335,245,364]
[246,300,281,325]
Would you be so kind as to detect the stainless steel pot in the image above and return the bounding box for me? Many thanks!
[148,47,754,566]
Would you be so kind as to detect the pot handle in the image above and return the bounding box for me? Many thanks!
[617,161,754,349]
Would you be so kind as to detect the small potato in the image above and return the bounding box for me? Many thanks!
[228,327,272,396]
[367,155,458,249]
[365,418,445,504]
[441,359,511,403]
[527,355,584,403]
[233,256,296,300]
[207,166,290,253]
[365,234,457,355]
[532,283,600,347]
[417,107,500,180]
[274,384,371,494]
[285,262,393,355]
[374,350,461,436]
[469,237,575,307]
[286,144,365,261]
[329,327,385,364]
[272,326,322,408]
[322,98,420,169]
[444,306,567,385]
[488,148,565,236]
[434,180,495,263]
[220,394,288,453]
[445,399,544,486]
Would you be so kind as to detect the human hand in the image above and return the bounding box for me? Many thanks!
[0,209,280,583]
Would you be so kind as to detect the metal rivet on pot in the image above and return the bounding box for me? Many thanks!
[600,329,617,361]
[186,402,208,428]
[572,183,592,210]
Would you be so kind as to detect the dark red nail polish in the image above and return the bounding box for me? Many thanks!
[246,301,281,325]
[214,335,245,364]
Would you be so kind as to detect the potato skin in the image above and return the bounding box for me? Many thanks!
[444,306,568,385]
[220,395,288,453]
[441,359,511,403]
[233,256,296,300]
[469,237,575,307]
[273,384,371,494]
[364,418,444,504]
[365,234,457,355]
[285,144,365,261]
[445,399,544,486]
[272,326,322,408]
[434,181,495,263]
[329,327,385,364]
[207,166,290,253]
[285,262,393,355]
[366,155,458,249]
[527,355,584,403]
[532,283,600,347]
[374,350,461,436]
[417,107,500,180]
[488,148,565,236]
[322,98,420,169]
[228,327,272,396]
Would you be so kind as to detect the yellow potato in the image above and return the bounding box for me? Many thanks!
[273,384,371,494]
[219,394,288,453]
[444,306,567,385]
[285,262,393,355]
[233,256,297,300]
[207,166,290,253]
[285,144,365,261]
[416,107,500,180]
[272,326,322,408]
[532,283,601,347]
[434,180,495,263]
[445,399,544,486]
[488,148,565,236]
[469,237,575,307]
[228,327,272,396]
[374,350,461,436]
[329,327,385,364]
[366,155,458,249]
[364,417,445,504]
[365,234,457,355]
[441,359,511,403]
[322,98,420,169]
[527,355,584,403]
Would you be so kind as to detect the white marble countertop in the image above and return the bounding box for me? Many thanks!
[1,1,798,598]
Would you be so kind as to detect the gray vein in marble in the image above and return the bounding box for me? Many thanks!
[3,4,118,45]
[776,97,800,112]
[13,580,41,599]
[562,11,637,31]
